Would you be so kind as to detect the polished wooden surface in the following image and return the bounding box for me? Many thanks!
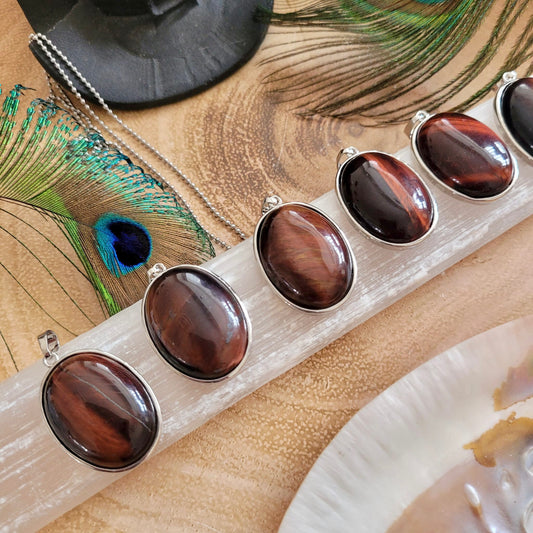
[0,1,531,531]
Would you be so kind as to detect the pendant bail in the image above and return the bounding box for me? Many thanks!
[38,330,60,367]
[262,195,283,214]
[147,263,167,282]
[492,70,518,94]
[501,70,517,85]
[406,110,430,138]
[336,147,359,169]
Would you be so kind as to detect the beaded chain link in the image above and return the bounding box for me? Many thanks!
[29,32,248,250]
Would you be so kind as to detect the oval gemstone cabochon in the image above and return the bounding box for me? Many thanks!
[256,204,354,311]
[337,152,435,244]
[499,77,533,157]
[415,112,514,199]
[42,353,159,470]
[144,267,249,380]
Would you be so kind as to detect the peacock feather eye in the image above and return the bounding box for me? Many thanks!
[0,85,215,321]
[94,214,152,277]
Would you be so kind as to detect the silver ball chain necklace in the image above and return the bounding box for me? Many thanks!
[29,32,247,251]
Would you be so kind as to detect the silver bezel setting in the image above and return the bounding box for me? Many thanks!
[253,199,357,314]
[142,264,251,383]
[494,71,533,162]
[409,110,519,202]
[40,343,161,473]
[334,147,438,248]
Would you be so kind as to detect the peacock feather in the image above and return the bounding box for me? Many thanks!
[0,85,214,370]
[259,0,533,123]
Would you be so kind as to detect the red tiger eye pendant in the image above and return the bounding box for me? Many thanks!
[495,72,533,159]
[336,149,436,246]
[143,265,250,381]
[411,112,517,200]
[40,332,160,471]
[254,198,356,312]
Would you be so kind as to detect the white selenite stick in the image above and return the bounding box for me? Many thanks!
[1,98,532,532]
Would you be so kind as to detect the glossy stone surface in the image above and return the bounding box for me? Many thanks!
[256,203,354,310]
[415,112,514,199]
[500,77,533,157]
[42,353,158,470]
[144,267,249,380]
[337,152,435,244]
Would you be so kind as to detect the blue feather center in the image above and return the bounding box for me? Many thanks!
[94,214,152,277]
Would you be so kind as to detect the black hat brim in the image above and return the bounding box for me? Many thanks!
[19,0,272,108]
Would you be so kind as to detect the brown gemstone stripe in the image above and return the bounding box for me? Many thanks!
[496,76,533,160]
[254,203,356,312]
[413,112,515,200]
[336,151,436,246]
[143,266,250,381]
[42,352,160,471]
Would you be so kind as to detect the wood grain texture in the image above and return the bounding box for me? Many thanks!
[0,1,531,531]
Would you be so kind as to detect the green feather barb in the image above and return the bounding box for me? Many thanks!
[0,85,214,322]
[259,0,533,123]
